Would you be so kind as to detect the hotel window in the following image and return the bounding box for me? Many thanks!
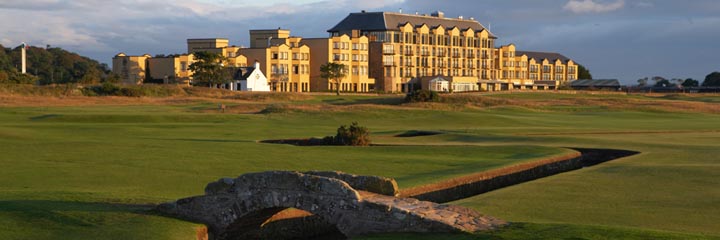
[556,74,563,80]
[181,62,187,71]
[383,55,394,65]
[271,64,278,74]
[352,43,359,50]
[556,66,564,72]
[543,65,551,73]
[543,74,550,80]
[333,42,340,49]
[352,66,359,75]
[272,52,279,59]
[383,44,394,54]
[568,66,576,73]
[334,54,341,61]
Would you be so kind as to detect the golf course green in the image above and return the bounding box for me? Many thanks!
[1,91,718,239]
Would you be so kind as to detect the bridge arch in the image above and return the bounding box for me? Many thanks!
[157,171,503,240]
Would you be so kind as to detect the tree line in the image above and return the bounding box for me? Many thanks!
[636,72,720,88]
[0,44,109,85]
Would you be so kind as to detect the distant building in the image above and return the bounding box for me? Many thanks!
[187,38,247,68]
[239,29,311,92]
[330,11,497,92]
[228,62,271,92]
[115,9,585,93]
[302,34,375,92]
[147,54,195,85]
[519,51,577,88]
[412,75,478,92]
[112,53,151,85]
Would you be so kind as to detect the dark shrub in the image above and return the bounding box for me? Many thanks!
[259,104,290,114]
[334,122,370,146]
[406,89,439,103]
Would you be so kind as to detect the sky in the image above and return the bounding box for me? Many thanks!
[1,0,719,84]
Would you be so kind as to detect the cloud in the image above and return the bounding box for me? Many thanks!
[563,0,625,13]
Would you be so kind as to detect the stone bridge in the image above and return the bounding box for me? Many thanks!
[157,171,504,239]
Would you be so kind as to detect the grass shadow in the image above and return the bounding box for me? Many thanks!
[321,97,405,106]
[141,137,254,143]
[0,200,159,226]
[29,114,63,121]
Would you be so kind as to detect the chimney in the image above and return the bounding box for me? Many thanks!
[254,61,260,69]
[458,16,464,20]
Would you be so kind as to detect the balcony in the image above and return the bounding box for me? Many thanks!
[383,61,395,66]
[383,49,395,55]
[404,51,414,56]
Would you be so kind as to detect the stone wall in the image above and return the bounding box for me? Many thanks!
[404,148,638,203]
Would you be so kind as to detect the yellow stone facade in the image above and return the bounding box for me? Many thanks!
[112,53,151,85]
[302,34,375,92]
[240,30,311,92]
[147,54,195,85]
[114,10,582,93]
[364,23,496,92]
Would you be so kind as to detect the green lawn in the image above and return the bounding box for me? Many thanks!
[1,93,719,239]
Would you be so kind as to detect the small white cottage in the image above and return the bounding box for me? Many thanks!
[227,62,271,92]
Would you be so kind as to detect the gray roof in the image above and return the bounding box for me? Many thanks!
[517,51,572,63]
[570,79,620,87]
[328,12,495,38]
[233,67,256,80]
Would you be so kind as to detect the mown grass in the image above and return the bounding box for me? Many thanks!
[0,101,569,240]
[359,222,720,240]
[1,92,719,239]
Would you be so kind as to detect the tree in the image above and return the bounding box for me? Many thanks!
[702,72,720,87]
[682,78,699,87]
[188,51,228,88]
[320,62,347,95]
[652,76,670,87]
[637,77,648,87]
[577,64,592,80]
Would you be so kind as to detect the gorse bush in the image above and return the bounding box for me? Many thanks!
[406,89,440,103]
[82,83,186,97]
[334,122,371,146]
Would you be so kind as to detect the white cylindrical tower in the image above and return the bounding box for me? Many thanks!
[21,42,27,74]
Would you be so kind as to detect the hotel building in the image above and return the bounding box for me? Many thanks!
[302,34,375,92]
[239,30,311,92]
[112,53,151,85]
[329,11,497,92]
[114,10,580,92]
[146,54,195,85]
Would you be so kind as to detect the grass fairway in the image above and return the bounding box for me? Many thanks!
[1,92,719,239]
